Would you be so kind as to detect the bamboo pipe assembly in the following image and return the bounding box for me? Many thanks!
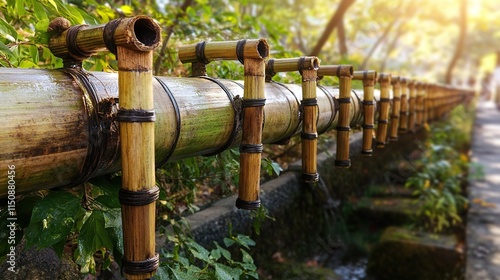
[178,39,270,210]
[50,16,162,279]
[0,69,346,196]
[317,65,354,168]
[0,68,473,198]
[398,77,409,133]
[352,70,377,156]
[265,56,320,183]
[389,76,401,141]
[375,73,392,148]
[415,82,425,127]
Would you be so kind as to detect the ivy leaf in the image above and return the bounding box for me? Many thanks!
[77,210,114,267]
[186,240,210,263]
[103,208,123,264]
[89,175,121,209]
[25,191,83,256]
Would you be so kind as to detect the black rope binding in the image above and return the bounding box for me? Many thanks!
[301,172,319,183]
[239,144,263,153]
[235,198,261,210]
[122,254,160,275]
[62,68,119,188]
[236,39,247,64]
[195,41,210,64]
[154,77,181,167]
[242,98,266,108]
[103,18,122,55]
[119,186,160,206]
[66,25,93,60]
[117,109,156,122]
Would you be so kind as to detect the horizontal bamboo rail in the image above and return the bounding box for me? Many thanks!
[0,68,472,198]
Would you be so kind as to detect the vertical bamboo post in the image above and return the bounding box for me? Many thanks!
[398,77,409,133]
[178,39,269,210]
[335,66,353,168]
[407,80,417,132]
[375,73,391,148]
[48,16,162,279]
[415,82,424,128]
[352,70,377,156]
[266,57,320,183]
[389,76,401,141]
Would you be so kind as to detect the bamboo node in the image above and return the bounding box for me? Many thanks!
[122,254,159,275]
[236,198,261,210]
[117,108,156,122]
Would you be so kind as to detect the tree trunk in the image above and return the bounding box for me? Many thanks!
[153,0,194,75]
[310,0,355,56]
[444,0,467,84]
[338,15,348,58]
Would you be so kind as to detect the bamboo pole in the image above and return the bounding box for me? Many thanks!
[398,77,409,133]
[0,68,472,198]
[353,70,377,156]
[114,19,160,280]
[415,82,424,128]
[375,73,391,148]
[266,57,320,183]
[49,16,162,279]
[389,76,401,141]
[179,39,270,210]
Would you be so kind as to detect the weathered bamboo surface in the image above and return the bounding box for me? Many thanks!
[0,68,471,197]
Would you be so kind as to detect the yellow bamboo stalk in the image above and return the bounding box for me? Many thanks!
[335,66,353,168]
[178,40,267,63]
[375,73,391,148]
[353,70,377,156]
[408,80,417,132]
[266,57,320,183]
[398,77,409,133]
[389,76,401,141]
[49,16,161,61]
[49,16,162,279]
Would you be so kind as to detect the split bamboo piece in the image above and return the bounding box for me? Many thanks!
[49,16,162,279]
[317,65,354,168]
[389,76,401,141]
[265,57,320,183]
[398,77,409,133]
[375,73,392,148]
[179,39,270,210]
[352,70,377,156]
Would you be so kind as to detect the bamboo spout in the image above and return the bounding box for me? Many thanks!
[266,56,320,183]
[375,73,391,148]
[398,77,409,133]
[353,70,377,156]
[317,65,353,168]
[389,76,401,141]
[49,16,161,62]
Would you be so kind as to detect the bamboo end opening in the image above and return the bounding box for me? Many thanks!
[256,39,270,59]
[127,17,162,51]
[378,73,392,85]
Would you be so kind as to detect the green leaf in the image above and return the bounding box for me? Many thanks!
[214,263,242,280]
[215,242,231,260]
[77,210,114,266]
[0,41,13,56]
[89,175,121,208]
[25,191,83,256]
[223,237,235,248]
[103,208,123,263]
[0,17,18,42]
[186,240,210,263]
